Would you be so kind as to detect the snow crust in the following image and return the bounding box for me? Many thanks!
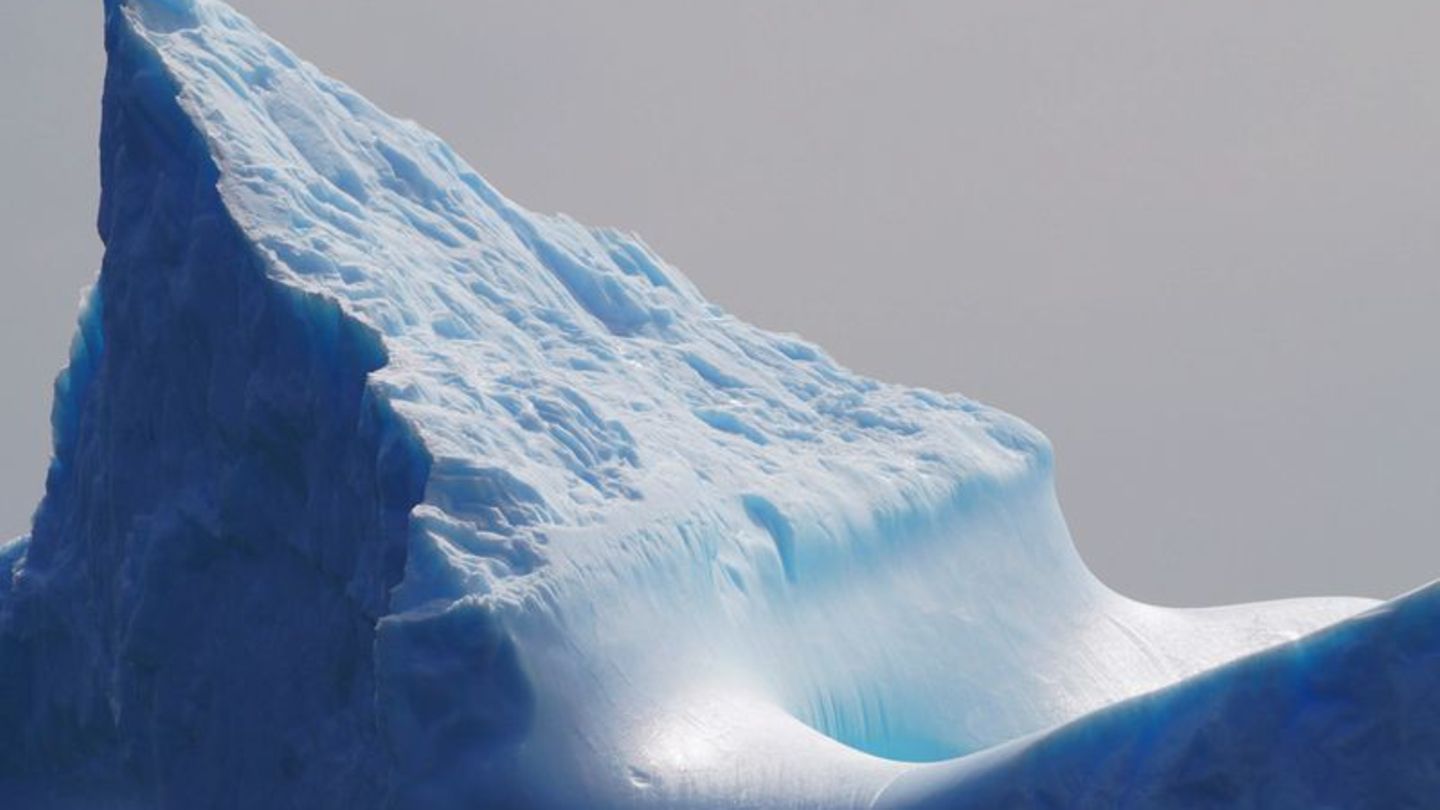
[0,0,1431,807]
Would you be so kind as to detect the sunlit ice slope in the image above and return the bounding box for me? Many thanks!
[0,0,1424,807]
[877,581,1440,809]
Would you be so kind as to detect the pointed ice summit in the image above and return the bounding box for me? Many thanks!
[2,1,1436,807]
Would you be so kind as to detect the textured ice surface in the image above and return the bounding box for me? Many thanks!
[0,1,1433,807]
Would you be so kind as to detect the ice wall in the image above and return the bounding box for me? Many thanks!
[0,6,428,805]
[0,1,1431,807]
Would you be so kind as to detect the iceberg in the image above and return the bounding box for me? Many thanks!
[0,0,1433,806]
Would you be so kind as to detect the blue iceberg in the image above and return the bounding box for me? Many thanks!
[1,1,1434,807]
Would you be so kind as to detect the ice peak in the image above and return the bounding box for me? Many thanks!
[0,2,1425,807]
[111,0,1055,597]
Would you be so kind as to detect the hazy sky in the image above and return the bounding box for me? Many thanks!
[1,1,1436,605]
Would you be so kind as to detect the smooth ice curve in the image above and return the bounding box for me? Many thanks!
[0,1,1435,807]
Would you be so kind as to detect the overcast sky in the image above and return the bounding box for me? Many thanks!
[2,1,1437,605]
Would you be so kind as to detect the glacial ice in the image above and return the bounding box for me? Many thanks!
[0,0,1434,807]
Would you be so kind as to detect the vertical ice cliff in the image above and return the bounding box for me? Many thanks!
[0,1,1433,807]
[0,6,427,802]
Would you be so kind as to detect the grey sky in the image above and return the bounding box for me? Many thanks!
[2,1,1436,605]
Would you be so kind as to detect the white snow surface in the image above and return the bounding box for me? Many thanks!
[6,1,1416,807]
